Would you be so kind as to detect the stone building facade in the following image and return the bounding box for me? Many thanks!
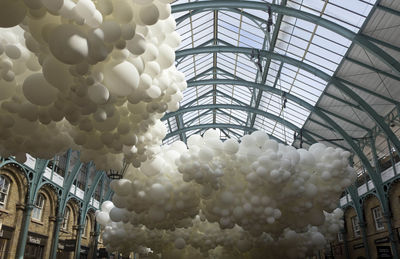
[0,151,112,259]
[319,160,400,259]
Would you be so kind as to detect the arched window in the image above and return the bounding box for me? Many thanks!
[32,194,45,221]
[61,207,70,230]
[0,175,10,209]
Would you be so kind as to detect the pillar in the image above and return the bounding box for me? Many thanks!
[49,216,63,259]
[359,221,371,259]
[44,216,57,259]
[9,204,26,258]
[15,203,33,259]
[90,223,100,259]
[341,229,351,259]
[75,224,84,259]
[384,211,399,259]
[370,137,399,259]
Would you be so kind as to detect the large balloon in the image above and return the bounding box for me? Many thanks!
[22,73,58,106]
[0,0,185,171]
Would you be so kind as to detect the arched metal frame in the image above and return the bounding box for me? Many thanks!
[170,3,400,257]
[174,46,400,156]
[172,1,400,74]
[164,123,301,145]
[164,103,317,142]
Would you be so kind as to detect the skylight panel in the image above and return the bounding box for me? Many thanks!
[169,119,178,131]
[216,113,232,124]
[181,88,197,105]
[183,111,201,122]
[230,109,248,121]
[217,96,233,105]
[231,86,252,105]
[170,0,377,145]
[199,113,213,124]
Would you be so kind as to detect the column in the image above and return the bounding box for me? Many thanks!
[8,204,26,258]
[15,203,33,259]
[370,137,399,259]
[74,224,84,259]
[49,216,63,259]
[89,223,100,259]
[359,221,371,259]
[384,211,399,259]
[44,216,57,259]
[341,229,351,259]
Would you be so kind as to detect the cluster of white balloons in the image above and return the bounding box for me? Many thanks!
[96,129,356,257]
[0,0,184,169]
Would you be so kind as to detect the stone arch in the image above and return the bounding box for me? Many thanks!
[388,180,400,227]
[66,198,81,229]
[85,209,96,237]
[0,164,28,205]
[35,185,58,221]
[363,194,384,234]
[343,206,359,239]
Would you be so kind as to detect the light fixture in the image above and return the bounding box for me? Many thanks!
[106,161,129,180]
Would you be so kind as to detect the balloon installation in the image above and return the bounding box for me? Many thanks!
[0,0,356,258]
[0,0,185,170]
[96,129,356,258]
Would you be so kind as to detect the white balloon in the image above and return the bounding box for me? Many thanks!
[5,45,21,59]
[174,237,186,249]
[103,61,140,96]
[126,33,146,55]
[112,0,133,23]
[40,0,64,12]
[156,44,175,69]
[48,24,88,64]
[23,74,58,106]
[139,4,159,26]
[0,0,27,28]
[88,83,110,104]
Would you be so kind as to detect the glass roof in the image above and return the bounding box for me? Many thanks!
[163,0,376,145]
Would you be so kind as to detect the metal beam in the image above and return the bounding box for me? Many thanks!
[346,185,372,259]
[305,130,350,151]
[323,92,363,111]
[176,46,400,155]
[172,1,400,75]
[215,89,250,107]
[75,171,105,259]
[338,78,399,105]
[49,156,84,259]
[213,10,218,124]
[319,107,371,132]
[16,158,49,259]
[215,108,247,126]
[188,67,214,82]
[164,123,287,144]
[225,127,246,140]
[185,78,313,109]
[248,0,287,130]
[181,89,214,109]
[175,6,268,28]
[377,4,400,17]
[346,57,400,82]
[163,103,317,143]
[175,115,187,143]
[178,78,378,178]
[185,110,212,127]
[185,79,369,137]
[362,34,400,54]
